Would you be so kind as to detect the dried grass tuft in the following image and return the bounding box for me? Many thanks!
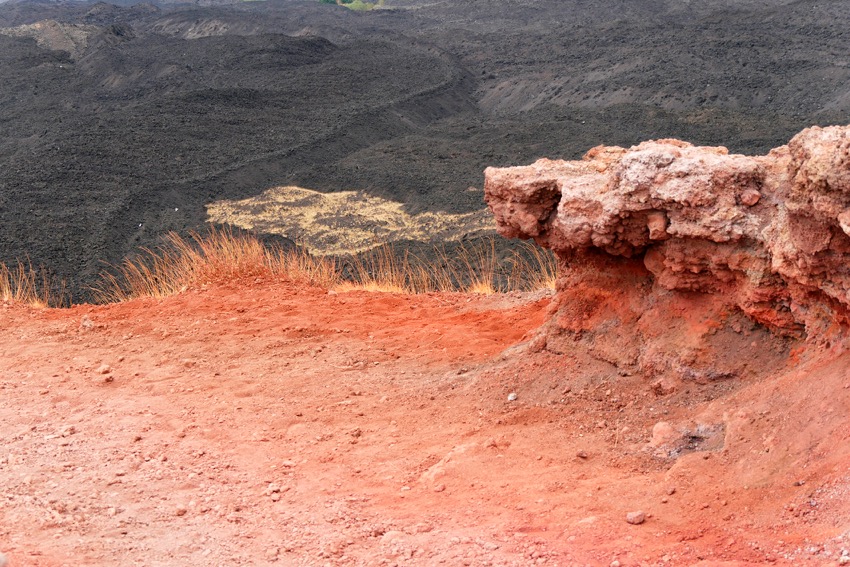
[336,238,558,295]
[91,227,339,303]
[0,261,66,307]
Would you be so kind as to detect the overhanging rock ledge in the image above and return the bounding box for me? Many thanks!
[485,125,850,342]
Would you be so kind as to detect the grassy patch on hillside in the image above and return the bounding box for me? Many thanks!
[319,0,385,11]
[91,229,339,303]
[92,228,557,302]
[0,261,66,308]
[2,228,557,306]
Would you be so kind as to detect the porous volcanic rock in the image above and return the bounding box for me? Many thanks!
[485,125,850,342]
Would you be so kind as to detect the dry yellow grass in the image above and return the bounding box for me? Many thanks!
[91,228,339,303]
[508,241,559,292]
[0,261,65,307]
[453,239,499,295]
[336,246,414,294]
[92,229,559,302]
[337,239,558,295]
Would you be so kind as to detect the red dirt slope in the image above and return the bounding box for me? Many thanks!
[1,279,850,566]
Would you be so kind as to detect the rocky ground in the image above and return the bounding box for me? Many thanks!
[1,0,849,298]
[2,278,850,566]
[2,1,850,565]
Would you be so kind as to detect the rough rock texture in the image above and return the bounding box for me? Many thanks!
[485,125,850,343]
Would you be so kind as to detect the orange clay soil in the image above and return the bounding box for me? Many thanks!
[1,279,850,567]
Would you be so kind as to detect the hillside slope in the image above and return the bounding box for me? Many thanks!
[1,279,849,566]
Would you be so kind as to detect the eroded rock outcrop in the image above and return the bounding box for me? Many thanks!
[486,125,850,346]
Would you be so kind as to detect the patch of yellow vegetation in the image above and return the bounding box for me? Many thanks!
[0,20,99,59]
[206,186,495,256]
[0,261,65,308]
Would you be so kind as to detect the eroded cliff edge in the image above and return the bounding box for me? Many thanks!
[485,125,850,379]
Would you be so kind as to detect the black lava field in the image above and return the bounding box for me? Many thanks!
[1,0,849,298]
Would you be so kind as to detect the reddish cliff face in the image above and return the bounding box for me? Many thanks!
[486,125,850,342]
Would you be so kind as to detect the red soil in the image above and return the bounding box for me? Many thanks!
[1,279,849,566]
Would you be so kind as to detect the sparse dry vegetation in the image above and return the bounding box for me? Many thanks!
[0,261,65,308]
[91,228,338,303]
[92,228,558,303]
[508,242,559,292]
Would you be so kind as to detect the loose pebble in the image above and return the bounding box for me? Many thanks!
[507,392,518,402]
[740,188,761,206]
[626,511,646,525]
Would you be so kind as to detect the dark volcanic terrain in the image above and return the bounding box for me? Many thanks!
[1,0,849,298]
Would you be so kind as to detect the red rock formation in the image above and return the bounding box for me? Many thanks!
[485,125,850,346]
